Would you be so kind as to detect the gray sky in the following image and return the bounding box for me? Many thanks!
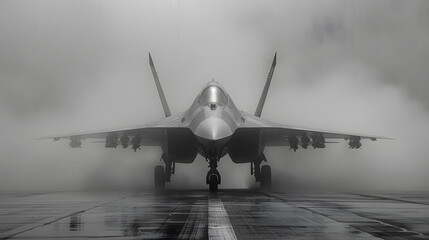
[1,0,429,191]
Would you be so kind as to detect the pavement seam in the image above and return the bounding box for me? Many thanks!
[260,192,385,240]
[0,195,128,240]
[154,203,180,238]
[350,192,429,206]
[178,199,207,240]
[264,192,427,239]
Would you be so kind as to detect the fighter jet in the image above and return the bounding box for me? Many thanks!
[41,53,389,192]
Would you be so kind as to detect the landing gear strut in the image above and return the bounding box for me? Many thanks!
[162,154,174,182]
[206,150,221,192]
[253,154,266,182]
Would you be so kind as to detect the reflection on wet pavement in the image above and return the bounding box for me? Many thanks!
[0,190,428,239]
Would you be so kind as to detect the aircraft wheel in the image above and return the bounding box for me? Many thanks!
[154,165,166,191]
[260,165,271,191]
[209,174,218,192]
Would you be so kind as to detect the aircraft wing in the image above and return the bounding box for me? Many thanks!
[249,52,391,148]
[238,112,391,148]
[39,53,187,149]
[38,114,189,148]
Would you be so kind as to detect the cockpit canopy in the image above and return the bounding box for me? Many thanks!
[199,84,228,109]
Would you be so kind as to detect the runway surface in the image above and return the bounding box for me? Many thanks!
[0,190,428,239]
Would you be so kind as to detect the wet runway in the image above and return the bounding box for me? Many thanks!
[0,190,428,239]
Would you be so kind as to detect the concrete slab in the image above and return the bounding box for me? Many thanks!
[0,190,427,239]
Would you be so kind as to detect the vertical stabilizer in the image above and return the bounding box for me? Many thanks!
[149,53,171,117]
[255,53,277,117]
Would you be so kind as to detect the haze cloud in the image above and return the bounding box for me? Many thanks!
[0,0,428,191]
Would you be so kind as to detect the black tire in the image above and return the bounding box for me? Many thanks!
[260,165,271,191]
[209,174,218,192]
[154,165,166,191]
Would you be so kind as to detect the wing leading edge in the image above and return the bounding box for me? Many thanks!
[237,112,391,149]
[38,114,190,149]
[39,53,181,149]
[250,52,391,148]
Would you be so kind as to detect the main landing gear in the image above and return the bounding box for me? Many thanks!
[251,154,271,191]
[154,152,272,192]
[154,165,166,191]
[260,165,271,191]
[154,154,175,191]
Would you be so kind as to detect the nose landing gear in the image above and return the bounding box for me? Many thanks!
[208,174,219,192]
[206,150,221,192]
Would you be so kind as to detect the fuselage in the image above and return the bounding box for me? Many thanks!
[182,81,242,149]
[159,80,262,164]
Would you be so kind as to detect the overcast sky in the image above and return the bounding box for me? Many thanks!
[1,0,429,191]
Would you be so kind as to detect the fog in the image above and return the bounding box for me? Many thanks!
[1,0,428,191]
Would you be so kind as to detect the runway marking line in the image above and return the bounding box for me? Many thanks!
[208,193,237,240]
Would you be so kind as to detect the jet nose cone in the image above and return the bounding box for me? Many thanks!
[195,118,233,140]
